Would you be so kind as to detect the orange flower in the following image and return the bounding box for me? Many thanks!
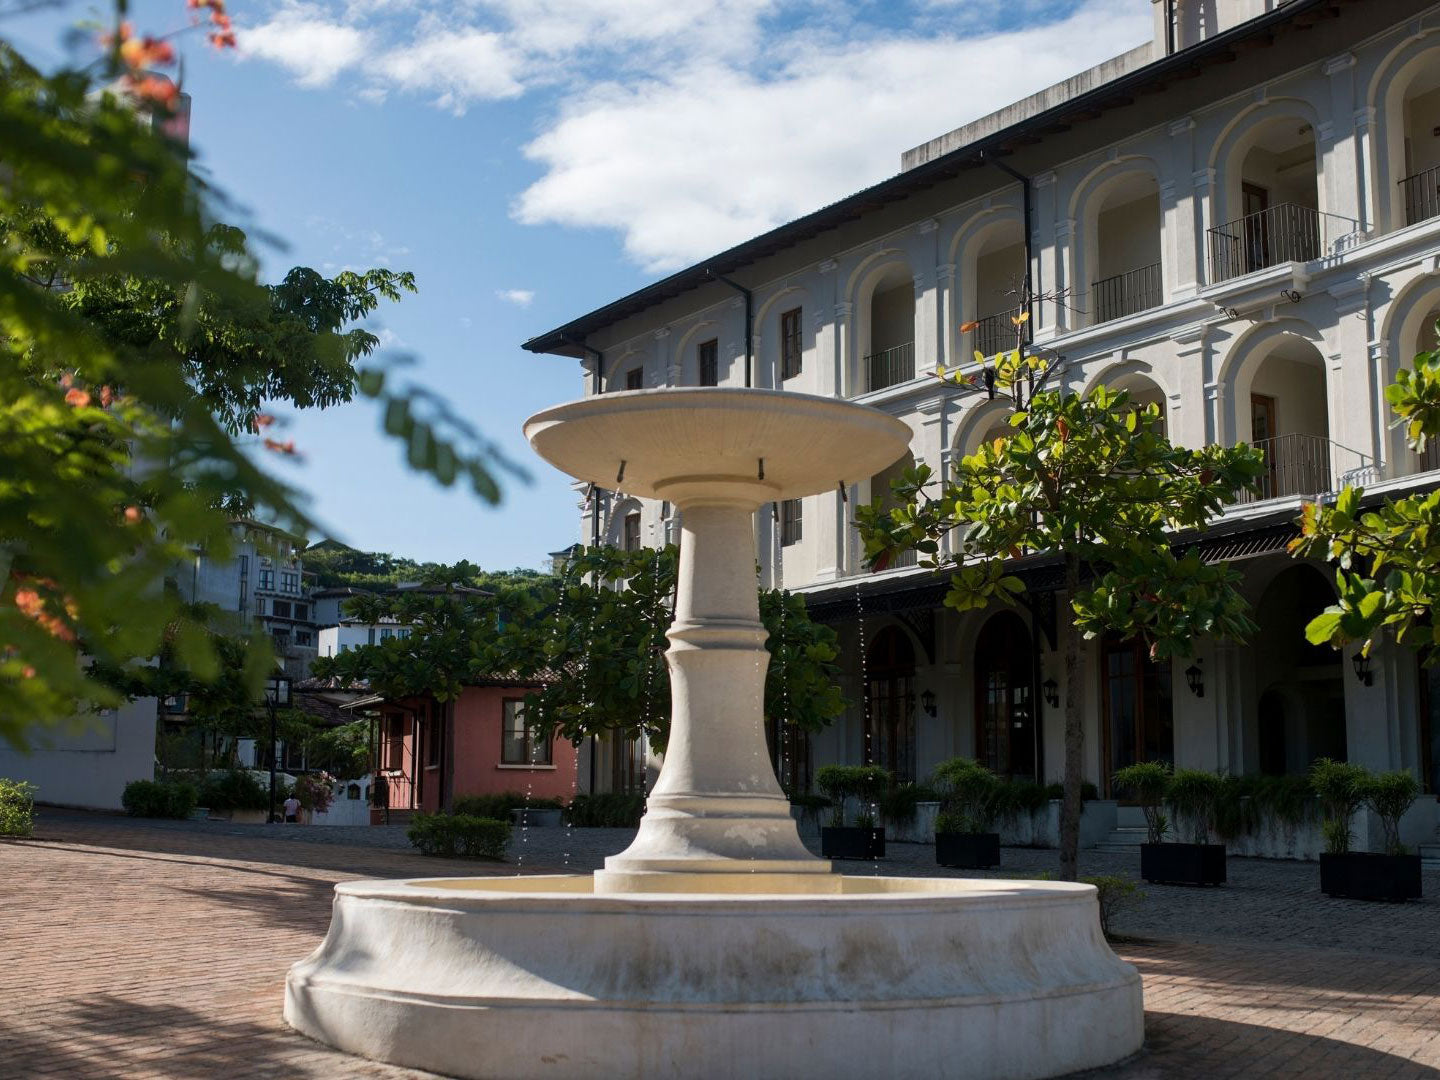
[65,387,92,408]
[131,76,180,106]
[13,589,43,618]
[22,666,36,680]
[100,385,115,408]
[263,438,298,455]
[958,320,980,333]
[252,412,276,431]
[124,506,143,523]
[37,614,76,643]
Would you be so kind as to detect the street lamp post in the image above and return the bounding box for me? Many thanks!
[265,672,293,825]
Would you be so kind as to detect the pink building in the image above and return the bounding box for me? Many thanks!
[370,678,578,818]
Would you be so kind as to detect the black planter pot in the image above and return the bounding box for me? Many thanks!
[1140,842,1226,886]
[821,826,886,860]
[936,832,1001,869]
[1320,852,1423,901]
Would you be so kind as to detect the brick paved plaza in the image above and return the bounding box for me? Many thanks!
[4,810,1438,1079]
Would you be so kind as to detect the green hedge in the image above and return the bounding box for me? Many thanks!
[566,793,645,828]
[121,779,198,819]
[0,778,36,837]
[452,792,564,820]
[197,769,268,812]
[407,813,511,859]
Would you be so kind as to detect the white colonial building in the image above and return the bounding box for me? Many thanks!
[525,0,1440,829]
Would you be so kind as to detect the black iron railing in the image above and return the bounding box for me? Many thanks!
[865,341,916,392]
[1208,203,1322,282]
[1400,164,1440,226]
[1238,433,1364,503]
[972,310,1020,358]
[1422,439,1440,473]
[1090,262,1162,325]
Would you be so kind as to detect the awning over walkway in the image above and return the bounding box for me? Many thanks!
[799,511,1302,621]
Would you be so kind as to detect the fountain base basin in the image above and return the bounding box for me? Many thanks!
[284,874,1143,1080]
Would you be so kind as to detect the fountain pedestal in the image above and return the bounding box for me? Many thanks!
[284,389,1144,1080]
[596,497,825,889]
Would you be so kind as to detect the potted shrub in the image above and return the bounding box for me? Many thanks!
[817,764,888,860]
[1148,769,1227,885]
[1111,761,1172,882]
[1315,760,1422,901]
[933,758,1001,869]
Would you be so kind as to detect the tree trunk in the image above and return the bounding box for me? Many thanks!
[1059,551,1084,882]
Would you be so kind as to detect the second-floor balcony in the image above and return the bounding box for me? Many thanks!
[865,341,916,392]
[1090,262,1161,325]
[1400,164,1440,227]
[973,310,1021,358]
[1207,203,1335,282]
[1238,433,1374,504]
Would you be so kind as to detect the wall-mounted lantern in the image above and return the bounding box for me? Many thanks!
[1042,678,1059,708]
[1185,661,1204,699]
[920,689,937,717]
[1352,652,1373,687]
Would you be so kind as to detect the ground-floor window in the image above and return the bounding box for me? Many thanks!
[1102,636,1174,793]
[865,626,916,784]
[502,699,552,766]
[608,732,645,793]
[974,611,1036,781]
[765,715,811,794]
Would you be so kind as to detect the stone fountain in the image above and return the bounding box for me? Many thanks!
[285,387,1143,1079]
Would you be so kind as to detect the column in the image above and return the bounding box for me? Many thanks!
[1167,117,1201,297]
[654,327,673,387]
[1033,170,1060,339]
[1321,53,1364,243]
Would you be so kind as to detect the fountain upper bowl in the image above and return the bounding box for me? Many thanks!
[525,387,912,503]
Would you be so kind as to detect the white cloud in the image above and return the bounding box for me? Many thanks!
[241,3,370,87]
[495,288,535,307]
[374,26,525,110]
[516,0,1152,270]
[241,0,1154,268]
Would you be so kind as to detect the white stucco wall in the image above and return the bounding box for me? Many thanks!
[0,697,157,810]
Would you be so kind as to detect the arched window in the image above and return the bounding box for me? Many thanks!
[865,626,916,783]
[1088,173,1162,325]
[1211,115,1320,281]
[857,262,915,393]
[974,612,1036,781]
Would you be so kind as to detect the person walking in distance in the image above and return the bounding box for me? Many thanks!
[283,793,301,824]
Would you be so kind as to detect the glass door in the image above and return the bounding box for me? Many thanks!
[1102,637,1174,795]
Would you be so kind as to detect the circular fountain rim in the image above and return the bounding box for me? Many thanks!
[332,873,1100,907]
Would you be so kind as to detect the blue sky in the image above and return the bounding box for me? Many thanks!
[9,0,1150,570]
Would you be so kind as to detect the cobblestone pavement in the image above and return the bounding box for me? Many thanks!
[5,809,1438,1078]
